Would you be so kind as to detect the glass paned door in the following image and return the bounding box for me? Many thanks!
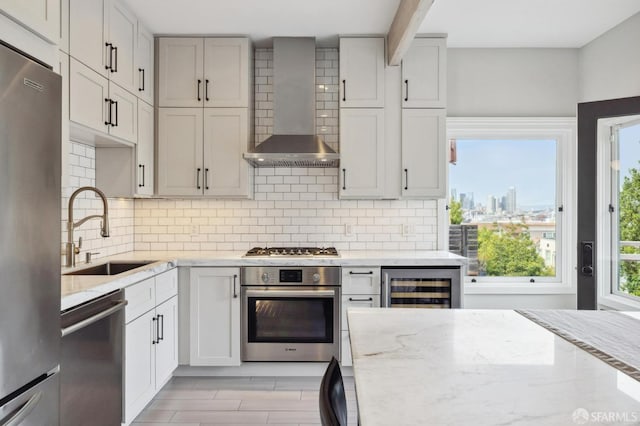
[611,120,640,300]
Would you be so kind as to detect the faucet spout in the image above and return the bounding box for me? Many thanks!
[65,186,110,267]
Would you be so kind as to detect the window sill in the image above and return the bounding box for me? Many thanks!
[598,294,640,311]
[464,282,575,295]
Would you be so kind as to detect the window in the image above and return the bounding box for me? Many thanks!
[446,118,575,288]
[605,116,640,301]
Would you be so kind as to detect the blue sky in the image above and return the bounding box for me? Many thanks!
[449,139,557,209]
[618,123,640,188]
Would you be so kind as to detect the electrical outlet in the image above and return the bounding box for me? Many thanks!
[190,225,199,235]
[345,224,353,236]
[402,224,414,237]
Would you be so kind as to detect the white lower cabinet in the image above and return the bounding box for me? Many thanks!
[189,267,241,366]
[124,268,178,425]
[341,267,381,366]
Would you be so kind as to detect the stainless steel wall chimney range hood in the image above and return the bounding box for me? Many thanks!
[243,37,339,168]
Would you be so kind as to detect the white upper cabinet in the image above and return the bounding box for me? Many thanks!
[401,37,447,108]
[157,38,204,107]
[108,81,137,143]
[69,58,109,134]
[69,0,108,77]
[339,38,385,108]
[59,0,69,53]
[137,100,154,196]
[136,23,154,105]
[158,37,250,108]
[157,108,204,197]
[203,108,251,198]
[107,0,137,94]
[0,0,60,42]
[401,108,446,198]
[339,109,385,199]
[203,38,250,107]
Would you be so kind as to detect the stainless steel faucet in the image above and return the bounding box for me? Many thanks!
[65,186,110,267]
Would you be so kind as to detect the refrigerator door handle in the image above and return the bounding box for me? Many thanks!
[1,391,42,426]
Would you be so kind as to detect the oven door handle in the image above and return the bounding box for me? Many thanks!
[245,289,336,298]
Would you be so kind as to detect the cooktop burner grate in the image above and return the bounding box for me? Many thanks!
[244,247,339,257]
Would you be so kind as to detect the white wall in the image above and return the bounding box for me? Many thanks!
[447,48,579,117]
[579,12,640,102]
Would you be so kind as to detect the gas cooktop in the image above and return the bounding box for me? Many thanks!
[244,247,339,257]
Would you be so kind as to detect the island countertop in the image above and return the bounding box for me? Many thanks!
[347,308,640,426]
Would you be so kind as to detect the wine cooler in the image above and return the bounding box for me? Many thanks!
[381,267,462,309]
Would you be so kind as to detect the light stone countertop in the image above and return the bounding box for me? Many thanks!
[61,250,466,311]
[347,308,640,426]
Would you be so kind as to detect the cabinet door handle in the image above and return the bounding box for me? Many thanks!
[113,45,118,73]
[348,297,373,302]
[197,79,202,101]
[349,271,373,275]
[138,164,145,187]
[139,68,144,91]
[152,316,158,344]
[196,168,202,190]
[205,79,210,101]
[104,98,111,125]
[404,79,409,102]
[404,168,408,190]
[233,274,238,298]
[113,100,118,127]
[342,79,346,102]
[105,43,113,70]
[204,168,210,190]
[158,314,164,341]
[342,168,346,190]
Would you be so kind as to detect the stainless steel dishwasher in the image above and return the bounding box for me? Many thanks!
[60,290,127,426]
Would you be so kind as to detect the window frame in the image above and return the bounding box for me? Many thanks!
[443,117,576,295]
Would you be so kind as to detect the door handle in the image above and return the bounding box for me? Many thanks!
[404,169,408,190]
[196,168,202,190]
[104,98,111,125]
[139,68,145,91]
[404,79,409,102]
[383,273,390,307]
[112,45,118,73]
[233,274,238,298]
[581,241,594,276]
[205,79,210,101]
[152,316,158,344]
[105,43,113,71]
[205,168,210,190]
[113,100,118,127]
[138,164,145,187]
[349,271,373,275]
[61,300,128,337]
[342,79,346,102]
[158,314,164,342]
[348,297,373,302]
[197,79,202,101]
[342,168,346,190]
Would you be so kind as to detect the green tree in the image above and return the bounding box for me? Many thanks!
[449,199,463,225]
[477,223,554,277]
[619,168,640,296]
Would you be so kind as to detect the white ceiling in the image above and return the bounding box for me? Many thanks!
[123,0,640,48]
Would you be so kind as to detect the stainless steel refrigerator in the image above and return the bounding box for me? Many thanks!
[0,42,62,424]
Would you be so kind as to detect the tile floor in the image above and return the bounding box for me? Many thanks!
[132,376,358,425]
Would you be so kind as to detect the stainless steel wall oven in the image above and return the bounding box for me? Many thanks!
[241,266,341,362]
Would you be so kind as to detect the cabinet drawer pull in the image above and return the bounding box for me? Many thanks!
[348,297,373,302]
[349,271,373,275]
[233,274,238,298]
[404,79,409,102]
[197,79,202,101]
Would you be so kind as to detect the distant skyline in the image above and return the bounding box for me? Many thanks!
[449,139,556,209]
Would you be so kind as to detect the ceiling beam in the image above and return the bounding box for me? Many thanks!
[387,0,434,66]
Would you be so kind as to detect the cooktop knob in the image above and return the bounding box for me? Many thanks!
[312,273,321,283]
[261,272,269,283]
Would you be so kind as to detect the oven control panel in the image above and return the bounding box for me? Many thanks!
[241,266,341,286]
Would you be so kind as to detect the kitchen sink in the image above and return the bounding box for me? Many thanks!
[64,261,156,276]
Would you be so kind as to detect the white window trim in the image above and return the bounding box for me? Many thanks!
[443,117,577,295]
[596,115,640,311]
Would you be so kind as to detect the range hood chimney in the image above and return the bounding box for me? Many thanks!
[244,37,339,168]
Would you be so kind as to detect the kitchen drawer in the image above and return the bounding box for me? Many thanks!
[341,294,380,330]
[125,277,155,323]
[341,331,352,367]
[341,267,380,294]
[155,268,178,305]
